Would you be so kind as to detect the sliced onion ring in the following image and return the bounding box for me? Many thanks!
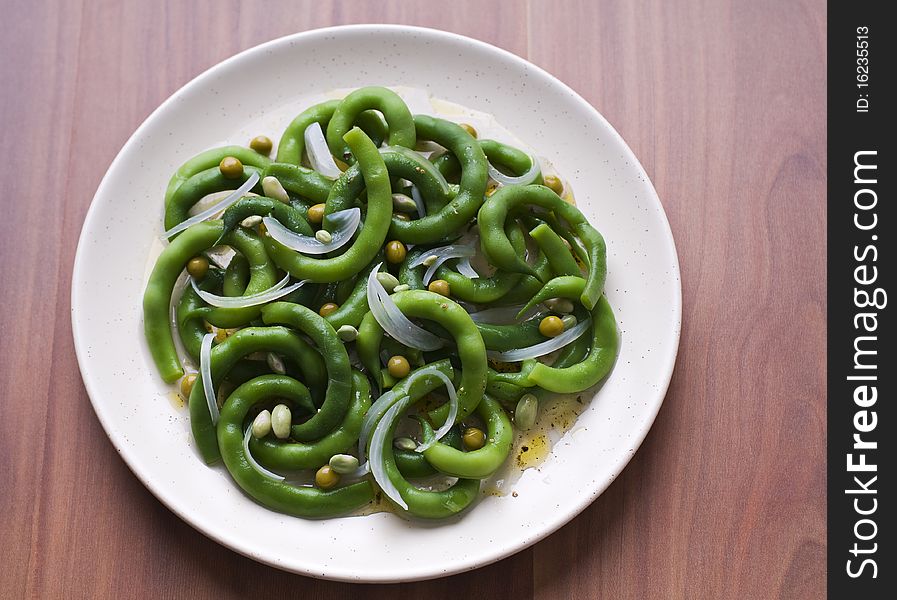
[163,170,260,238]
[367,263,443,351]
[487,318,591,362]
[369,396,413,510]
[262,207,360,254]
[304,121,342,178]
[358,388,399,467]
[487,153,541,186]
[412,367,458,453]
[199,333,219,425]
[367,365,459,509]
[358,364,456,467]
[243,426,285,481]
[190,274,308,308]
[410,185,426,219]
[456,257,479,279]
[409,245,477,285]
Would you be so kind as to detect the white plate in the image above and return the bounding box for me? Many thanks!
[72,25,680,582]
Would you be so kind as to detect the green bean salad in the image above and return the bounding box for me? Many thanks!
[143,86,618,520]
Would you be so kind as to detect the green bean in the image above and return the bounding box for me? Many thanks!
[188,326,326,463]
[517,275,587,317]
[397,246,428,290]
[485,379,528,406]
[261,163,333,205]
[356,311,385,388]
[264,128,392,282]
[249,370,370,470]
[529,222,580,277]
[525,296,618,393]
[394,427,462,479]
[419,395,512,478]
[488,311,590,405]
[487,360,538,389]
[203,227,279,329]
[475,317,545,352]
[322,253,382,329]
[164,166,264,235]
[388,115,488,244]
[372,394,479,519]
[220,196,313,239]
[176,268,223,362]
[359,290,486,423]
[326,87,416,159]
[479,184,607,309]
[221,255,249,297]
[356,310,425,390]
[429,150,460,181]
[276,100,338,165]
[480,139,543,184]
[276,99,390,165]
[334,273,358,305]
[435,222,532,304]
[217,374,374,518]
[323,146,452,219]
[260,302,353,441]
[165,146,271,206]
[144,221,221,382]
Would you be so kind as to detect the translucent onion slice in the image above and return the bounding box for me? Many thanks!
[369,396,413,510]
[262,207,360,254]
[358,364,457,467]
[487,318,592,362]
[199,333,219,425]
[358,388,399,467]
[304,121,342,178]
[408,245,477,285]
[487,153,541,186]
[410,185,426,219]
[412,367,458,453]
[190,273,308,308]
[163,170,260,238]
[243,426,285,481]
[456,257,479,279]
[367,263,443,351]
[422,249,476,285]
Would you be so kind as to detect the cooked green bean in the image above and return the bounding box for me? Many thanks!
[217,373,374,517]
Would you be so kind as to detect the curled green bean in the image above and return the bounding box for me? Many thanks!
[265,128,392,282]
[249,370,370,470]
[164,166,264,234]
[217,374,374,518]
[419,395,512,478]
[387,115,488,244]
[478,184,607,309]
[326,87,416,159]
[188,326,326,464]
[526,296,618,393]
[260,302,353,441]
[165,146,271,206]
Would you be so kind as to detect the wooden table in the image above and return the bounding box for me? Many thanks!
[0,1,826,597]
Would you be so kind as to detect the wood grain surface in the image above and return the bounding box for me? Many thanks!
[0,0,827,597]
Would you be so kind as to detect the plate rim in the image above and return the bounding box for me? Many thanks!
[71,23,681,582]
